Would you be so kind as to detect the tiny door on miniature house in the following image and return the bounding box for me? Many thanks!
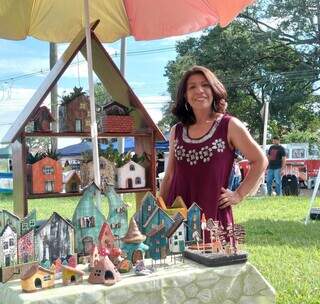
[127,178,133,188]
[82,236,94,255]
[132,250,143,264]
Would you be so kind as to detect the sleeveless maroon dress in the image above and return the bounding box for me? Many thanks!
[167,115,235,231]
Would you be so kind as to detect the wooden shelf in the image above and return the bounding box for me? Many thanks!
[23,130,152,138]
[27,187,152,199]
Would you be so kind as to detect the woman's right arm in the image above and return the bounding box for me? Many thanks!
[159,125,176,202]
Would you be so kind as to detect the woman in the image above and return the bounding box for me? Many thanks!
[159,66,267,233]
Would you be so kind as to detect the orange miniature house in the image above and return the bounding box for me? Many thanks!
[28,157,63,194]
[20,264,55,292]
[157,196,188,219]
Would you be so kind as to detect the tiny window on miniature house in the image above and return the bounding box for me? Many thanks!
[129,164,135,171]
[43,166,54,175]
[75,119,82,132]
[178,231,183,236]
[43,274,51,281]
[85,119,90,127]
[193,215,197,221]
[22,222,28,231]
[3,242,8,250]
[135,177,141,185]
[45,181,55,192]
[100,163,105,169]
[156,248,160,252]
[193,224,197,229]
[29,219,36,227]
[174,235,178,240]
[9,238,14,247]
[174,241,178,246]
[79,102,86,110]
[147,205,152,212]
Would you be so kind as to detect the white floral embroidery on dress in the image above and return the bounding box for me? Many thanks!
[212,138,225,152]
[174,138,226,165]
[185,149,199,165]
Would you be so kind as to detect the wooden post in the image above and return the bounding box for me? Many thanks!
[135,131,156,211]
[12,136,27,217]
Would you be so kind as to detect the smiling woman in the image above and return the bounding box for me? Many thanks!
[160,65,268,241]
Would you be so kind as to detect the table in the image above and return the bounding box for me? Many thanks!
[0,259,275,304]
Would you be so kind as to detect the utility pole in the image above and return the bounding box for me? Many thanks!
[50,42,58,151]
[118,38,126,154]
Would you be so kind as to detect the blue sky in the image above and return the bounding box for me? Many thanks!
[0,31,203,146]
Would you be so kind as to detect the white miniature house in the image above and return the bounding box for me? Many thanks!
[0,225,18,267]
[116,160,146,189]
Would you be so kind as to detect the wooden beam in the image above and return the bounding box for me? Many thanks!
[12,137,27,217]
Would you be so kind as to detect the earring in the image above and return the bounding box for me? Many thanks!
[185,102,190,111]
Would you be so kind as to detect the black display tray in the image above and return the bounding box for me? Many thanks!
[183,249,248,267]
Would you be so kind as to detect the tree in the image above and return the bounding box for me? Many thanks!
[160,18,319,142]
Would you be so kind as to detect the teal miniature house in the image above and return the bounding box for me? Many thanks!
[72,182,107,255]
[20,209,36,236]
[134,192,158,234]
[105,185,128,241]
[146,224,167,261]
[186,202,202,241]
[121,217,149,264]
[143,207,173,259]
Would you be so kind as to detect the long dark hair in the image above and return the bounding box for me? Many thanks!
[172,66,227,125]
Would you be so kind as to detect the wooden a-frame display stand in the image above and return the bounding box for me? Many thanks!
[2,22,165,218]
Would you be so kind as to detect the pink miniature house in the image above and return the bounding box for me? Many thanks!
[88,256,121,286]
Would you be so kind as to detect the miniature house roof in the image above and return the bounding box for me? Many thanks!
[188,202,202,211]
[61,265,85,275]
[36,212,74,232]
[20,264,54,280]
[63,170,81,184]
[103,101,129,115]
[0,223,17,236]
[166,212,185,238]
[2,21,164,144]
[146,223,165,237]
[32,106,54,122]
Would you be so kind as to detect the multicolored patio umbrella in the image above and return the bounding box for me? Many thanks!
[0,0,255,42]
[0,0,255,200]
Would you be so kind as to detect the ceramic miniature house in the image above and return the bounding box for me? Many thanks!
[166,212,186,254]
[102,101,133,133]
[0,209,20,237]
[31,106,54,132]
[0,224,17,267]
[18,229,34,264]
[61,265,84,285]
[116,160,146,189]
[121,217,149,265]
[63,170,81,193]
[72,182,107,255]
[157,196,188,219]
[186,202,202,242]
[27,156,63,194]
[88,255,121,286]
[20,264,55,292]
[105,185,128,241]
[98,223,116,252]
[134,192,158,234]
[80,156,115,191]
[59,93,91,132]
[34,212,75,265]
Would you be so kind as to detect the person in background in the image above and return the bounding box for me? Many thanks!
[159,65,268,239]
[266,135,286,196]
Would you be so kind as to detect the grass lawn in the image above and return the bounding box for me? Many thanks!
[0,193,319,303]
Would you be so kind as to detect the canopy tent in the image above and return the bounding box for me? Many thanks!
[57,138,169,158]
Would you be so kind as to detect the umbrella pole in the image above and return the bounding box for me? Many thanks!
[84,0,101,208]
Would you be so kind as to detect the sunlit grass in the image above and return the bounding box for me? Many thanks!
[0,193,320,303]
